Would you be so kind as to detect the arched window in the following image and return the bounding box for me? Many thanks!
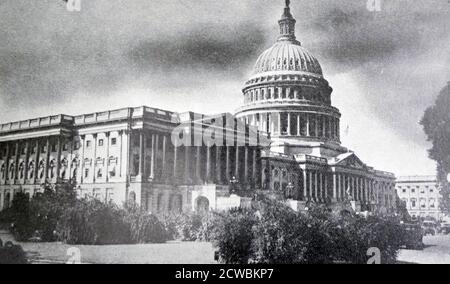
[9,164,15,180]
[0,164,5,179]
[59,158,67,179]
[38,160,45,179]
[18,162,24,179]
[28,161,34,179]
[49,160,55,179]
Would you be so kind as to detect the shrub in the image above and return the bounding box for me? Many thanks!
[9,192,34,242]
[211,197,406,264]
[57,199,132,245]
[125,205,167,244]
[0,241,28,264]
[212,208,257,264]
[161,212,215,242]
[251,197,308,264]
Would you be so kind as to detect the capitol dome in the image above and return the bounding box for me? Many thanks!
[253,41,323,76]
[236,0,342,147]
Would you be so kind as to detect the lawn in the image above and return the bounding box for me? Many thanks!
[0,231,216,264]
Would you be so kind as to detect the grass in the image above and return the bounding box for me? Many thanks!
[0,230,216,264]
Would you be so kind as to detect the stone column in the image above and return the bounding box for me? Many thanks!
[93,134,98,183]
[154,134,160,179]
[287,113,291,135]
[244,147,249,185]
[34,140,40,184]
[44,137,50,180]
[322,116,326,138]
[277,113,281,135]
[302,170,307,201]
[226,146,231,183]
[13,141,19,183]
[173,145,178,180]
[56,136,63,182]
[4,143,10,184]
[24,140,30,183]
[105,132,110,182]
[306,114,310,137]
[314,171,318,201]
[80,136,85,184]
[162,135,167,178]
[215,146,222,184]
[195,146,201,182]
[297,114,301,136]
[324,172,328,201]
[333,173,338,201]
[150,134,156,179]
[308,170,313,200]
[252,149,257,188]
[319,172,323,201]
[235,147,240,180]
[184,146,190,183]
[206,146,212,182]
[315,115,319,137]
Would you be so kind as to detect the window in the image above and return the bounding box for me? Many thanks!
[97,169,103,178]
[98,139,104,147]
[20,147,26,155]
[86,141,92,148]
[411,188,415,193]
[84,169,89,178]
[411,199,417,208]
[51,143,57,152]
[111,138,117,146]
[63,143,69,151]
[402,189,406,193]
[74,141,81,150]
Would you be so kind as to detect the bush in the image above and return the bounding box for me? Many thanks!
[0,241,28,264]
[161,213,214,242]
[3,182,169,245]
[212,208,257,264]
[57,199,132,245]
[125,205,167,244]
[211,197,406,264]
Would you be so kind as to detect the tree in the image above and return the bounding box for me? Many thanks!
[421,82,450,213]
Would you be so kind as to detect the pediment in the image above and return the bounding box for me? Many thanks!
[335,153,366,170]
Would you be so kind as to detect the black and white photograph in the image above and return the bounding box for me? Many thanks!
[0,0,449,268]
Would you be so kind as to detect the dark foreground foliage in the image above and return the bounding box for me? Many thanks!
[0,240,27,264]
[0,183,168,245]
[211,196,406,264]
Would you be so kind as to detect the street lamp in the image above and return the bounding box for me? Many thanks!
[229,176,239,194]
[285,182,295,199]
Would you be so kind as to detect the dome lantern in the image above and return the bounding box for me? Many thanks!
[278,0,298,43]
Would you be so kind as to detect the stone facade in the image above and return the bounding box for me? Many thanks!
[0,1,397,215]
[396,176,442,221]
[0,109,263,214]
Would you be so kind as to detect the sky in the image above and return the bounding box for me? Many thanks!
[0,0,449,177]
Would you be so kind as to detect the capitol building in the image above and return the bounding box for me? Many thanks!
[0,1,397,214]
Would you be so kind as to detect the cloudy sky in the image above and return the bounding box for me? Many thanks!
[0,0,449,176]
